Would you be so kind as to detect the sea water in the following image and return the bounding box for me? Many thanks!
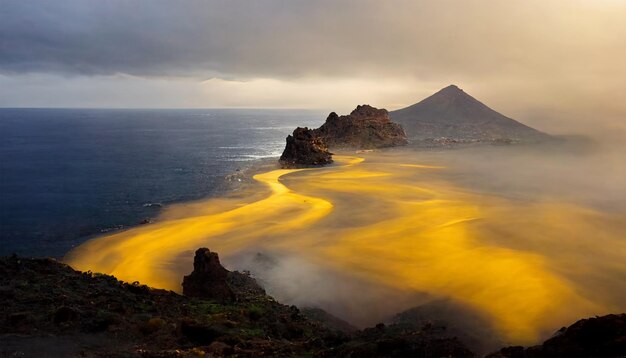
[0,108,324,257]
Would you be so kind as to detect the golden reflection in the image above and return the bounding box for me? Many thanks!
[66,152,626,345]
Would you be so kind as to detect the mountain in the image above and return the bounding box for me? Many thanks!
[390,85,549,142]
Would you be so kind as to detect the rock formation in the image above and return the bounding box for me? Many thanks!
[391,85,550,142]
[279,105,407,167]
[4,252,625,357]
[314,105,408,149]
[279,127,333,168]
[182,248,235,303]
[488,313,626,357]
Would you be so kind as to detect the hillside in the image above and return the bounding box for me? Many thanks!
[2,251,625,357]
[0,252,472,357]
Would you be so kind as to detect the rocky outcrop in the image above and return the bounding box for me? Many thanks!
[488,314,626,358]
[0,252,344,357]
[279,127,333,168]
[314,105,408,149]
[7,251,626,358]
[279,105,407,167]
[334,322,475,357]
[182,248,235,303]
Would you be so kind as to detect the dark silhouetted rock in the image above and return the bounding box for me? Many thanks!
[488,313,626,358]
[391,85,550,143]
[182,248,235,303]
[279,127,333,168]
[301,307,358,333]
[227,270,266,302]
[391,299,502,354]
[180,318,229,345]
[53,306,80,324]
[334,320,475,357]
[314,105,408,149]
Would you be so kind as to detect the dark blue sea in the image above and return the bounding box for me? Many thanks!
[0,108,324,257]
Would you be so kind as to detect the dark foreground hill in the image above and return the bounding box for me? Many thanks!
[390,85,549,143]
[0,251,471,357]
[1,251,624,357]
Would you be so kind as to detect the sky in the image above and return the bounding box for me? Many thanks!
[1,0,625,134]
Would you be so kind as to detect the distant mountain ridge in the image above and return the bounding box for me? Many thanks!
[390,85,549,142]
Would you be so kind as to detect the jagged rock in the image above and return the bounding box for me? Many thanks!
[182,248,235,303]
[279,127,333,168]
[314,105,408,149]
[0,253,343,356]
[278,105,407,167]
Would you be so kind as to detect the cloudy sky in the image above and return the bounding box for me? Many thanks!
[1,0,625,133]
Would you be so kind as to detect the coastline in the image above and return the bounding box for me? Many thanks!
[5,141,626,354]
[60,156,282,262]
[62,143,626,346]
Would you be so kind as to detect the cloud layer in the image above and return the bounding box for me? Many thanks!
[1,0,626,133]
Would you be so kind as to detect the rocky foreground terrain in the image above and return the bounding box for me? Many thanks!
[1,250,625,357]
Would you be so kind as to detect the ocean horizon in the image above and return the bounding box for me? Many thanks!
[0,108,325,257]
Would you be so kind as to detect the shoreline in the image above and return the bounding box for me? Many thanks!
[7,141,626,352]
[59,156,283,262]
[61,147,379,262]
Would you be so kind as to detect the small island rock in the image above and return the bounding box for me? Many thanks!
[279,127,333,168]
[314,105,408,149]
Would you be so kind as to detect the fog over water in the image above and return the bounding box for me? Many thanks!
[3,0,625,353]
[66,136,626,349]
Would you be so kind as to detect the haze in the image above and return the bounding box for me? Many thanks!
[1,0,626,137]
[66,146,626,351]
[4,1,626,352]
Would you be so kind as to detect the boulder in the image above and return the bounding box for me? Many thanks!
[279,127,333,168]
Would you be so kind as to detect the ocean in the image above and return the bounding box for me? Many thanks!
[0,108,324,257]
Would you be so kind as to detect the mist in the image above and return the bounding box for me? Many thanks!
[64,131,626,352]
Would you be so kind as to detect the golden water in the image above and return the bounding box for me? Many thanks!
[66,153,626,344]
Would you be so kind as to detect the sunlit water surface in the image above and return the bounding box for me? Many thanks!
[66,150,626,346]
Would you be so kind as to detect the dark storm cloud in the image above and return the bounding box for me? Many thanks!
[2,0,625,81]
[8,0,616,79]
[1,0,378,77]
[1,0,626,127]
[1,0,227,76]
